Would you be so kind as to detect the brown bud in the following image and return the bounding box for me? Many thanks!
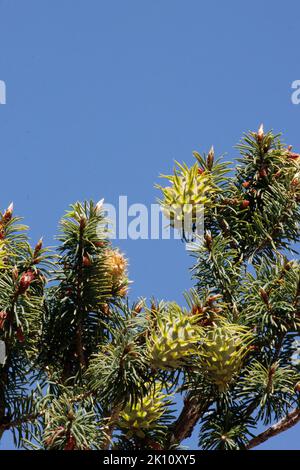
[269,363,278,375]
[2,203,13,222]
[295,382,300,393]
[206,146,214,170]
[101,303,110,315]
[16,327,25,343]
[259,168,268,178]
[292,178,299,187]
[204,231,213,248]
[34,238,43,256]
[259,287,269,304]
[206,294,222,304]
[257,123,264,142]
[134,301,144,314]
[191,305,204,315]
[82,253,92,267]
[12,265,18,280]
[79,217,86,229]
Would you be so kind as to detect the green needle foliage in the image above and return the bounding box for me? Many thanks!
[0,126,300,450]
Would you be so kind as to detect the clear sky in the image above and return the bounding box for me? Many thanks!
[0,0,299,450]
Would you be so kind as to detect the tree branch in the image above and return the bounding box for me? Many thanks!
[166,394,210,448]
[246,408,300,449]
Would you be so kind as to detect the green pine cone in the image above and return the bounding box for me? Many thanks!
[199,324,253,392]
[147,304,201,370]
[119,383,171,439]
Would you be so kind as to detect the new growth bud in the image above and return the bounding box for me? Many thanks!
[206,146,214,170]
[257,123,264,142]
[95,198,104,215]
[34,238,43,257]
[18,271,35,294]
[2,202,13,222]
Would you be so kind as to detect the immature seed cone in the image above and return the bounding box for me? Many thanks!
[119,383,171,439]
[157,162,217,229]
[147,304,201,370]
[199,324,253,392]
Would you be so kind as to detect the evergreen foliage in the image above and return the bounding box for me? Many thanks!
[0,126,299,450]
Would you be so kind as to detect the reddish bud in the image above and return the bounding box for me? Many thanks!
[19,271,35,294]
[82,254,92,267]
[242,181,250,188]
[95,241,105,247]
[292,178,299,187]
[64,435,76,451]
[16,327,25,343]
[65,287,73,297]
[198,167,205,175]
[2,203,13,222]
[288,152,300,160]
[241,200,250,209]
[259,168,268,178]
[0,311,7,329]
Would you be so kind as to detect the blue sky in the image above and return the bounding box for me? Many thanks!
[0,0,300,450]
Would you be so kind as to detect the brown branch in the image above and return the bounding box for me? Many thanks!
[167,394,210,448]
[102,403,123,450]
[246,408,300,449]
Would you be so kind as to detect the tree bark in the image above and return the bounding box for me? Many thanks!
[246,408,300,449]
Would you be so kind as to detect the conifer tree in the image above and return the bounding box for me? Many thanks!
[0,126,299,450]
